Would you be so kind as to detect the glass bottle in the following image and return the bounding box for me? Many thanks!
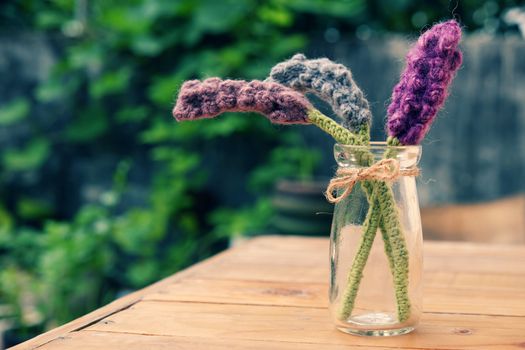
[329,142,423,336]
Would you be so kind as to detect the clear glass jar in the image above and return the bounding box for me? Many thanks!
[329,142,423,336]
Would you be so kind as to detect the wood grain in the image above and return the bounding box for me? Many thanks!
[142,274,525,317]
[86,301,525,350]
[13,236,525,350]
[40,331,417,350]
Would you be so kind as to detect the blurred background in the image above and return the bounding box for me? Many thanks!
[1,0,525,347]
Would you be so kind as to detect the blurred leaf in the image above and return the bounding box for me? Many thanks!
[209,198,273,238]
[16,197,54,220]
[36,10,68,29]
[0,98,29,126]
[125,260,159,287]
[140,119,177,143]
[258,5,293,26]
[90,67,132,98]
[68,44,103,70]
[217,46,247,69]
[113,209,161,255]
[48,0,74,11]
[2,138,50,172]
[268,34,307,58]
[152,147,200,173]
[113,159,132,194]
[249,145,321,191]
[198,113,254,138]
[192,0,251,33]
[35,77,79,102]
[64,107,109,142]
[116,105,149,123]
[99,6,152,35]
[0,205,13,239]
[165,239,197,268]
[286,0,366,18]
[148,75,183,106]
[131,35,164,56]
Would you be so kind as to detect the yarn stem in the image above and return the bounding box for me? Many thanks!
[309,106,411,322]
[374,181,411,321]
[337,181,380,319]
[307,109,368,145]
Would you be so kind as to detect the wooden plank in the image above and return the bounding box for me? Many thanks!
[192,237,525,284]
[228,236,525,271]
[143,278,327,308]
[194,259,507,284]
[9,241,255,350]
[37,331,410,350]
[142,272,525,317]
[13,236,525,350]
[86,301,525,350]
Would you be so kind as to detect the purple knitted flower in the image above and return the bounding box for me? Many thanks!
[387,20,463,145]
[173,78,313,124]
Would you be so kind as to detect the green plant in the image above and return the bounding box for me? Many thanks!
[0,0,316,340]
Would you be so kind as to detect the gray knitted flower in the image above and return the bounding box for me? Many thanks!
[268,54,372,133]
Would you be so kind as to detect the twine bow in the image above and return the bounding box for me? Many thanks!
[325,158,420,203]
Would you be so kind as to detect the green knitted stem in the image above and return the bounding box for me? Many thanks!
[307,109,368,145]
[337,182,380,319]
[381,136,411,322]
[378,216,396,271]
[308,108,410,322]
[363,182,396,271]
[337,179,398,321]
[374,181,410,321]
[380,137,401,274]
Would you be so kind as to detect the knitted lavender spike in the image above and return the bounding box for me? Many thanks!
[173,78,363,145]
[268,54,371,137]
[337,21,463,323]
[387,20,463,145]
[363,19,462,322]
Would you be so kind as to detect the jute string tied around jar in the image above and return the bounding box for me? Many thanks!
[325,158,420,204]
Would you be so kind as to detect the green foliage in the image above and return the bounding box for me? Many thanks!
[209,198,273,239]
[1,1,319,337]
[0,98,29,126]
[2,138,51,172]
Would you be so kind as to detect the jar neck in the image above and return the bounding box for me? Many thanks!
[334,142,421,170]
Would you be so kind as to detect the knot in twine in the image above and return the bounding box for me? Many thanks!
[325,158,420,203]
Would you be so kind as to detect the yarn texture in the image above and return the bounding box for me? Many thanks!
[268,54,372,133]
[173,78,312,124]
[387,20,463,145]
[307,109,363,145]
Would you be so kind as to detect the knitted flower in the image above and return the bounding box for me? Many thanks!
[173,78,312,124]
[268,54,372,133]
[387,20,463,145]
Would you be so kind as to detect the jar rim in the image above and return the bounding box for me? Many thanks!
[334,141,422,152]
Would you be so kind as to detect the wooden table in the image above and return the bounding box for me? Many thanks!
[13,236,525,350]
